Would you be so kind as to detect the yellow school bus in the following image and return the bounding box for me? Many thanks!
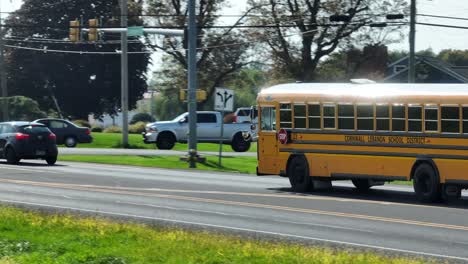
[256,82,468,202]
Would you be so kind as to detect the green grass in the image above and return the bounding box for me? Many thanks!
[59,155,258,174]
[0,206,427,264]
[79,132,257,152]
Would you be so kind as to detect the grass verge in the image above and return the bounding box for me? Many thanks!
[78,132,257,152]
[0,206,427,264]
[59,155,258,174]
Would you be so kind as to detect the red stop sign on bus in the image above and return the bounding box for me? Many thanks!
[278,129,289,144]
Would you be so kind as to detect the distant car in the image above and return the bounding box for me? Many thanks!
[33,118,92,148]
[0,121,58,165]
[233,107,258,123]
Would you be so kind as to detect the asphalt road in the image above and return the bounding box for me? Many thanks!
[0,160,467,263]
[58,147,257,157]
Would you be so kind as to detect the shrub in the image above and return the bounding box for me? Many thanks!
[130,113,155,124]
[72,119,91,128]
[0,96,46,122]
[129,121,146,134]
[103,126,122,133]
[91,126,103,132]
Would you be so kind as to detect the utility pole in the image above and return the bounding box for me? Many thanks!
[409,0,416,83]
[187,0,198,168]
[120,0,129,147]
[0,2,8,122]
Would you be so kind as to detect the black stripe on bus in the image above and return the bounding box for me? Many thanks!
[331,173,407,181]
[445,179,468,186]
[291,140,468,151]
[279,148,468,160]
[288,129,468,139]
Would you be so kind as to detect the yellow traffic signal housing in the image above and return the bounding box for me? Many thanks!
[88,18,98,41]
[69,20,80,42]
[180,89,207,102]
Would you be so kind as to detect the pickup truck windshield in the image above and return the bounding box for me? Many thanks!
[173,113,188,122]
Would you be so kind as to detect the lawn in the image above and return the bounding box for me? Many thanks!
[78,132,257,152]
[0,206,427,264]
[59,155,258,174]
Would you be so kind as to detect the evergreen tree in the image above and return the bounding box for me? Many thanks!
[5,0,150,119]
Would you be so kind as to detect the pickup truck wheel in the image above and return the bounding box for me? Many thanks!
[156,132,176,150]
[231,133,251,152]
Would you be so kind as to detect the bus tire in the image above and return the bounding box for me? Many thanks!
[413,163,441,203]
[287,156,313,192]
[352,179,371,192]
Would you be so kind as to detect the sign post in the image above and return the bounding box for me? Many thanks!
[214,88,234,167]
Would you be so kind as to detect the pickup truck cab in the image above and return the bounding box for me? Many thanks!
[143,111,254,152]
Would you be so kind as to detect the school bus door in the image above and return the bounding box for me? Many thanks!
[258,105,278,175]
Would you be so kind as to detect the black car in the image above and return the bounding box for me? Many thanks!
[34,118,92,148]
[0,122,58,165]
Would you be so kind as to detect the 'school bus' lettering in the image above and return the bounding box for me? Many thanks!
[256,82,468,202]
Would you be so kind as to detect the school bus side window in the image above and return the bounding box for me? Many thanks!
[441,106,459,133]
[260,107,276,131]
[392,105,406,131]
[280,103,292,128]
[376,105,390,131]
[308,104,320,129]
[408,105,422,132]
[294,104,306,129]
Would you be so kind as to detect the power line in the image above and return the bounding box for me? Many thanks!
[4,44,152,54]
[417,22,468,30]
[418,14,468,21]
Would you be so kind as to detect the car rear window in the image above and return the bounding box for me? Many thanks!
[19,125,50,134]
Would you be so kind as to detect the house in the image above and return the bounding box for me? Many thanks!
[384,55,468,83]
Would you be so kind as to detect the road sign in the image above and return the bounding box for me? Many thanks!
[127,26,144,37]
[214,88,234,112]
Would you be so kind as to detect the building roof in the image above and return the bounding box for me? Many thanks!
[384,55,468,83]
[258,83,468,104]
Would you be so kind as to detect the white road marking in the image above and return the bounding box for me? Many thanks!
[117,201,371,233]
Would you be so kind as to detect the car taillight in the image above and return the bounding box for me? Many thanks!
[85,129,90,135]
[49,133,57,140]
[15,133,30,140]
[233,116,237,123]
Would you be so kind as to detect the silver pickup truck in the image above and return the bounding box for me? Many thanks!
[142,111,255,152]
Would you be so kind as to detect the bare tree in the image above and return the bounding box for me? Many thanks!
[246,0,408,82]
[146,0,252,109]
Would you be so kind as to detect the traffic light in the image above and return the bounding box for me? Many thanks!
[69,20,80,42]
[330,14,351,22]
[386,14,405,20]
[88,18,98,41]
[179,89,207,102]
